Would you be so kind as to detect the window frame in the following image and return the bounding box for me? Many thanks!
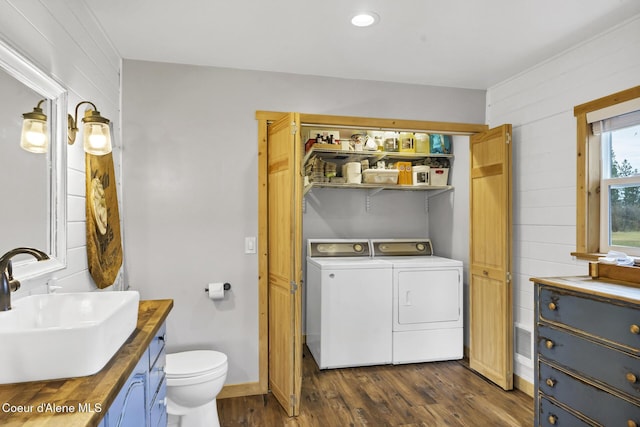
[573,85,640,260]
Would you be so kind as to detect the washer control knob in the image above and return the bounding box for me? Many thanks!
[353,244,364,252]
[417,243,426,251]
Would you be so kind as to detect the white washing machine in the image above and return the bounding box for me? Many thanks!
[371,239,463,364]
[306,239,393,369]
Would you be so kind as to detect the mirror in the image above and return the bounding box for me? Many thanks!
[0,38,67,280]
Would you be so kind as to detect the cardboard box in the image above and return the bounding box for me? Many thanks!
[397,162,413,185]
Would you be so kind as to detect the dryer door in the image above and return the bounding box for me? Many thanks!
[395,268,461,330]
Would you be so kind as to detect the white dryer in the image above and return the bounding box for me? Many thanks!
[306,239,392,369]
[371,239,463,364]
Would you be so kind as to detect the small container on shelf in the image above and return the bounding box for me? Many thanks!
[415,133,430,153]
[430,168,449,186]
[398,132,415,153]
[396,162,413,185]
[383,131,399,152]
[368,131,385,151]
[362,169,399,184]
[429,134,452,154]
[412,165,430,186]
[306,129,341,144]
[342,162,362,184]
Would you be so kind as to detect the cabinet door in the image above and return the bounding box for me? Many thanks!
[469,124,513,390]
[106,354,148,427]
[267,112,303,416]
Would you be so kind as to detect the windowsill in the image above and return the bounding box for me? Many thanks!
[571,252,604,262]
[573,251,640,264]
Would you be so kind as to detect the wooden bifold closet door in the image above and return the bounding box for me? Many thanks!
[266,112,303,416]
[469,125,514,390]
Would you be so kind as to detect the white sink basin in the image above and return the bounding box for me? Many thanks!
[0,291,140,384]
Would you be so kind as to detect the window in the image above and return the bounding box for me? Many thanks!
[573,86,640,259]
[599,122,640,255]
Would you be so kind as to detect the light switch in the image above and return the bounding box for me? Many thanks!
[245,237,257,254]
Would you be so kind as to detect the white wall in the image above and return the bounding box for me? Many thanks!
[121,60,485,385]
[486,14,640,384]
[0,0,122,295]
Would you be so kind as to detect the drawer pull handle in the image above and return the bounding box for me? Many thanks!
[628,420,638,427]
[548,414,557,425]
[631,325,640,335]
[545,340,554,349]
[545,378,556,387]
[548,302,557,311]
[627,372,637,384]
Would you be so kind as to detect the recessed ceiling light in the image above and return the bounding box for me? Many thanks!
[351,12,379,27]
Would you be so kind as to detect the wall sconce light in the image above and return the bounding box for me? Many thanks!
[68,101,112,155]
[20,99,48,154]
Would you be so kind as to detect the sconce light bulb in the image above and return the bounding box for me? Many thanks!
[20,118,49,153]
[89,127,106,147]
[83,122,112,155]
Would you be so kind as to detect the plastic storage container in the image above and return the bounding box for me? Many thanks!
[362,169,399,184]
[415,133,429,153]
[412,165,430,186]
[430,168,449,186]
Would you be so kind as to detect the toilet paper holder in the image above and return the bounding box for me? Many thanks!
[204,282,231,292]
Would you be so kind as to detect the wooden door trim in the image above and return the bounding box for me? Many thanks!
[257,115,270,395]
[257,110,488,134]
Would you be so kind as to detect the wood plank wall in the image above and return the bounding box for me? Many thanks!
[0,0,122,293]
[485,15,640,385]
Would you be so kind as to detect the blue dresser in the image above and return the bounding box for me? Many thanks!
[533,277,640,426]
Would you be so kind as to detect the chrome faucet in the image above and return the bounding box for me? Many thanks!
[0,247,49,312]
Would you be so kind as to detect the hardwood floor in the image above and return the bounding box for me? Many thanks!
[218,346,534,426]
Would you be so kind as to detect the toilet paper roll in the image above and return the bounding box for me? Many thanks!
[207,282,225,300]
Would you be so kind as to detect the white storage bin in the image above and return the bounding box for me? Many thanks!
[412,166,430,186]
[430,168,449,186]
[362,169,399,184]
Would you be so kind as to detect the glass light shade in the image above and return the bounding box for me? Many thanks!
[20,117,49,153]
[83,121,112,155]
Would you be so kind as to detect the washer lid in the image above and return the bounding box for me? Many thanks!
[166,350,227,377]
[307,257,391,269]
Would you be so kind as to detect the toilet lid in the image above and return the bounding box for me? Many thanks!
[166,350,227,378]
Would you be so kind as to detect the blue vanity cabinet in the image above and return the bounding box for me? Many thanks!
[102,352,148,427]
[533,281,640,426]
[100,322,168,427]
[148,323,168,427]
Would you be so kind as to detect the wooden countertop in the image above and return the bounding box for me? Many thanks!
[0,299,173,427]
[531,275,640,304]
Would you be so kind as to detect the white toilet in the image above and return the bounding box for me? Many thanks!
[165,350,228,427]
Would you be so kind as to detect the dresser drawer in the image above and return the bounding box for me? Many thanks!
[149,323,167,368]
[538,323,640,398]
[539,286,640,352]
[149,350,166,399]
[149,377,167,427]
[539,362,640,426]
[538,396,591,427]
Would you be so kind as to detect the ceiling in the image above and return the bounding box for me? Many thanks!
[86,0,640,90]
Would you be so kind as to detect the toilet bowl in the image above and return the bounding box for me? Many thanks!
[165,350,228,427]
